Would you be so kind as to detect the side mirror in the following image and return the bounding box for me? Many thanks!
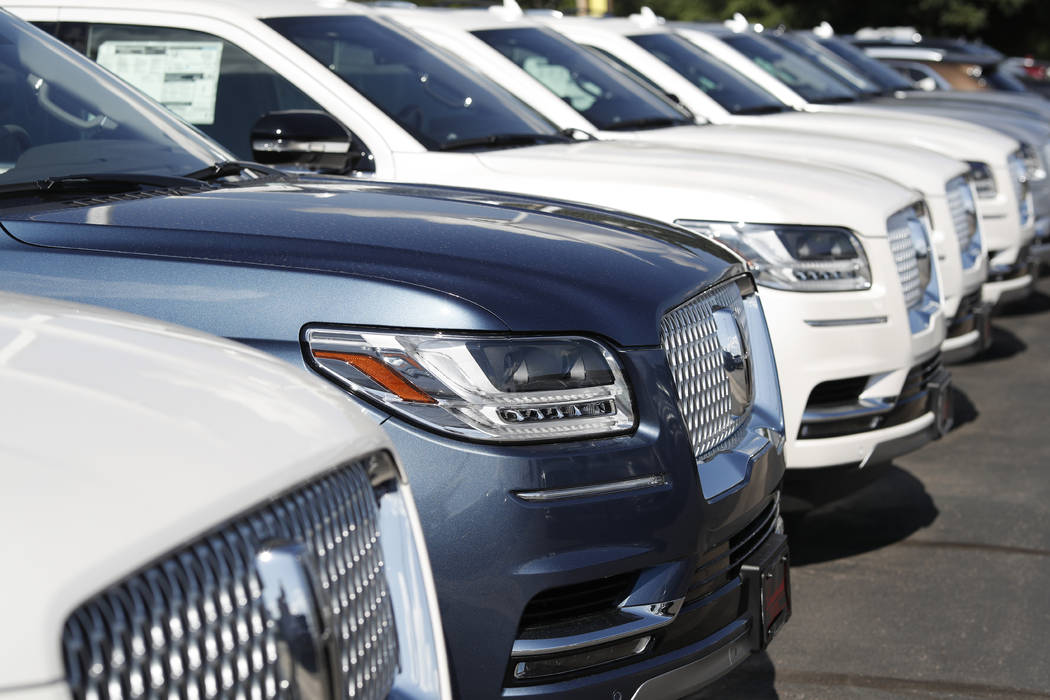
[250,110,374,174]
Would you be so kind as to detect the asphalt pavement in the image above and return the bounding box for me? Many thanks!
[692,278,1050,699]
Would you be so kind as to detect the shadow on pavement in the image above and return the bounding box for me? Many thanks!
[948,384,978,431]
[963,324,1026,363]
[782,463,938,566]
[687,651,778,699]
[995,288,1050,317]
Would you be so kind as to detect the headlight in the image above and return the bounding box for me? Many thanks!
[966,161,997,198]
[304,328,635,442]
[674,220,871,292]
[1020,142,1047,181]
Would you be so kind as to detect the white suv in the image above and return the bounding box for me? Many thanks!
[668,19,1036,306]
[0,293,450,700]
[517,12,992,361]
[383,4,989,364]
[16,0,948,472]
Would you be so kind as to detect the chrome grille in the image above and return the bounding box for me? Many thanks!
[660,279,750,462]
[1009,150,1032,227]
[887,208,923,309]
[62,459,399,700]
[946,176,980,269]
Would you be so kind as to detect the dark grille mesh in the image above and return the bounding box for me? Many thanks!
[62,459,399,700]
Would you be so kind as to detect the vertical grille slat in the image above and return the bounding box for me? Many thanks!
[62,460,400,700]
[660,280,751,462]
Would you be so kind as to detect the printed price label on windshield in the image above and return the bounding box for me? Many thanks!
[97,41,223,125]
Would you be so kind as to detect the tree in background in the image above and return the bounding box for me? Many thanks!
[463,0,1049,57]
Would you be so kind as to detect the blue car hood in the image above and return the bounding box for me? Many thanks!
[0,178,741,347]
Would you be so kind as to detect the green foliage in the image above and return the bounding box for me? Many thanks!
[410,0,1049,57]
[604,0,1050,58]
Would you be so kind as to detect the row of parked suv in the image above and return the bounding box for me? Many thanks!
[0,3,1044,699]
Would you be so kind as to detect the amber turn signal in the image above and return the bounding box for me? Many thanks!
[312,350,437,403]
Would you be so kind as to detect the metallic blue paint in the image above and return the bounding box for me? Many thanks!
[1,178,739,347]
[0,180,780,699]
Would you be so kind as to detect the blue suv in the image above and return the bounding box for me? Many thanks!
[0,12,789,699]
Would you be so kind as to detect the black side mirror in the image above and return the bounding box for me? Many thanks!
[250,110,374,174]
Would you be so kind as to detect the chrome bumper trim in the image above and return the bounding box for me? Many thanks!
[630,626,751,700]
[801,397,895,424]
[861,416,939,468]
[513,474,667,502]
[804,316,888,327]
[512,598,684,657]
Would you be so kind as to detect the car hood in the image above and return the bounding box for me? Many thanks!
[607,123,968,195]
[0,178,741,347]
[759,107,1020,163]
[463,138,916,233]
[0,292,394,688]
[891,90,1050,121]
[867,99,1050,150]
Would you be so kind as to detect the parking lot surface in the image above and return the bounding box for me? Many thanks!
[693,279,1050,700]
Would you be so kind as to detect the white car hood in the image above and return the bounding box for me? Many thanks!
[440,138,918,234]
[0,294,390,688]
[760,107,1020,163]
[610,124,968,194]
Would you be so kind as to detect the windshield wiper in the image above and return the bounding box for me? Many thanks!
[602,116,692,132]
[809,95,859,105]
[732,105,789,115]
[0,172,209,198]
[436,133,572,151]
[183,160,287,181]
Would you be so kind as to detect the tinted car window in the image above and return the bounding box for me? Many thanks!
[814,35,914,91]
[629,32,787,114]
[264,15,562,149]
[722,34,859,104]
[985,66,1028,92]
[472,27,692,130]
[0,18,221,183]
[768,33,881,96]
[50,22,323,159]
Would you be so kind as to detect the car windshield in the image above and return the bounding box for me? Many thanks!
[472,26,693,131]
[721,34,860,104]
[263,15,564,150]
[629,32,788,115]
[985,65,1029,92]
[0,14,224,186]
[767,33,882,96]
[813,35,915,91]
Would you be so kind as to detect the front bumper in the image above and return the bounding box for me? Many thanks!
[758,283,943,471]
[1030,215,1050,270]
[791,350,950,469]
[382,341,786,699]
[942,290,993,364]
[983,244,1037,307]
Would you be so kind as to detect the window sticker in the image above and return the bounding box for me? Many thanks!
[96,41,223,124]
